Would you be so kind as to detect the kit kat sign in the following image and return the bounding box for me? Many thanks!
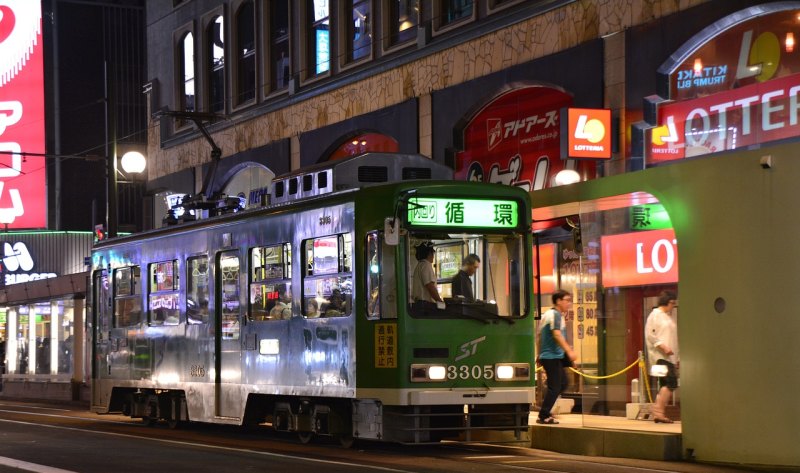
[0,2,46,228]
[601,229,678,288]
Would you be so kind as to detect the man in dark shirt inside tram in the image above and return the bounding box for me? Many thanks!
[451,254,481,302]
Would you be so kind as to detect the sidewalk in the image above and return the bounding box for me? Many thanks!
[529,411,682,461]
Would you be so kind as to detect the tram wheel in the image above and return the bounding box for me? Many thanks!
[167,418,182,429]
[337,434,355,449]
[297,431,314,444]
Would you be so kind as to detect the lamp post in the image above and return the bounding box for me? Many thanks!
[107,150,146,238]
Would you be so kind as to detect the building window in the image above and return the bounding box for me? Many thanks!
[386,0,418,47]
[235,1,256,105]
[179,31,195,112]
[307,0,330,76]
[345,0,372,63]
[436,0,473,28]
[207,15,225,113]
[268,1,290,91]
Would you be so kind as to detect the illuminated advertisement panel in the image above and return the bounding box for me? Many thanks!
[600,229,678,288]
[0,2,46,228]
[455,86,596,191]
[650,8,800,164]
[562,108,612,160]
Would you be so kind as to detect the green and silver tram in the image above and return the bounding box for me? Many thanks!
[89,153,534,444]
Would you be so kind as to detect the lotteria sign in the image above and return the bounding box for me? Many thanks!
[651,72,800,160]
[0,2,46,228]
[562,108,612,159]
[600,229,678,287]
[407,197,519,229]
[650,7,800,163]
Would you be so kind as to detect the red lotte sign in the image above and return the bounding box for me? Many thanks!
[600,229,678,288]
[651,72,800,161]
[0,2,46,228]
[455,86,595,191]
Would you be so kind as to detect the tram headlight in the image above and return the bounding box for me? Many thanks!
[410,364,447,382]
[428,365,446,380]
[494,363,530,381]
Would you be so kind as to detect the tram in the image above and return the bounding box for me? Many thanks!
[89,153,534,444]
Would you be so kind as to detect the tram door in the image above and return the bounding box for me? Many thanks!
[91,270,110,408]
[215,251,243,418]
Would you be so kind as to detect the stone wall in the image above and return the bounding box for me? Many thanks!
[147,0,707,181]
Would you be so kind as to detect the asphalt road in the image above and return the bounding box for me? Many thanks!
[0,400,759,473]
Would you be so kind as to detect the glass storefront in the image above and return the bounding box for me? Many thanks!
[534,192,680,430]
[4,298,77,378]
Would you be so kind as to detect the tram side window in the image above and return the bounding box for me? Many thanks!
[249,243,292,321]
[303,234,352,318]
[187,256,210,324]
[366,232,380,318]
[148,260,180,326]
[114,266,142,327]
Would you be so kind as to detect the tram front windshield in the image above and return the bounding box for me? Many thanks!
[407,232,527,319]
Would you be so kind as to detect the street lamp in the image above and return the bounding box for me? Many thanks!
[107,149,146,239]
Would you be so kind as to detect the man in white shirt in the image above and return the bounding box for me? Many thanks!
[645,290,679,423]
[411,242,443,303]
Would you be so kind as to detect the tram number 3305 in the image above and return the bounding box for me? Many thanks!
[447,365,495,380]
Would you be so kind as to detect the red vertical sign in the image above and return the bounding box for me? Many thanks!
[0,2,47,228]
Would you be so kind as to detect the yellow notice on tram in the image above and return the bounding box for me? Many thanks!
[375,323,397,368]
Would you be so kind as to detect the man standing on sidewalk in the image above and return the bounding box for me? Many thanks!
[536,289,577,424]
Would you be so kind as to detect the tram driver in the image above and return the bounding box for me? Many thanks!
[411,241,443,303]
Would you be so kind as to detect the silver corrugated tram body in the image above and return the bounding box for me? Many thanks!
[90,153,534,444]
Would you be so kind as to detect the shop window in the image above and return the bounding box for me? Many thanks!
[149,260,180,326]
[235,1,256,105]
[344,0,372,63]
[56,300,75,375]
[385,0,418,48]
[488,0,524,11]
[268,0,290,92]
[187,256,210,324]
[303,234,352,318]
[328,132,399,160]
[219,252,241,339]
[249,243,292,321]
[207,15,225,113]
[307,0,331,77]
[434,0,474,30]
[178,31,195,113]
[114,266,143,328]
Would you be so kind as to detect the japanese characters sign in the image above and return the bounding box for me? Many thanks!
[454,86,595,191]
[374,323,397,368]
[0,2,46,228]
[406,197,519,229]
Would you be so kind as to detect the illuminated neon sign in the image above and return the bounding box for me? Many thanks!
[407,198,519,228]
[0,2,46,228]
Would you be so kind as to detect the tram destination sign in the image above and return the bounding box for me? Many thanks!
[407,197,518,228]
